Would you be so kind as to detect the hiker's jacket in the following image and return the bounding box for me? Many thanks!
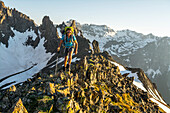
[61,35,76,48]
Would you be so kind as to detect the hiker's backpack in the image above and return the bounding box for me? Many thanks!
[62,27,75,48]
[63,34,75,48]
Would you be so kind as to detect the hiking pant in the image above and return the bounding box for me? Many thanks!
[64,47,74,56]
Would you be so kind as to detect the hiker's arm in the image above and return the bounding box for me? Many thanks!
[74,40,78,54]
[57,40,63,51]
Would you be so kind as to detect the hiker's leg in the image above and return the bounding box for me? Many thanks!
[64,48,69,67]
[64,56,68,67]
[68,49,74,65]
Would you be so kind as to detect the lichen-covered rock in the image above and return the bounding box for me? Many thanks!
[47,82,55,95]
[9,85,16,92]
[8,98,28,113]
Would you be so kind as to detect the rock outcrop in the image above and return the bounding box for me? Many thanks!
[8,98,28,113]
[0,1,38,47]
[70,20,78,36]
[92,40,100,54]
[0,2,58,52]
[39,16,58,53]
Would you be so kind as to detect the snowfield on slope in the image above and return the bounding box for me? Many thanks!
[109,60,147,92]
[150,98,170,112]
[109,61,170,112]
[0,28,54,89]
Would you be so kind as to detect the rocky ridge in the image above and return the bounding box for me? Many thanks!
[0,53,166,112]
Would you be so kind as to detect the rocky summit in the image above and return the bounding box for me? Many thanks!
[0,54,166,112]
[0,1,170,113]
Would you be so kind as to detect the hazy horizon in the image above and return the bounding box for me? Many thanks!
[2,0,170,37]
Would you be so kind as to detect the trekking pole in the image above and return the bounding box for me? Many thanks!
[55,50,60,76]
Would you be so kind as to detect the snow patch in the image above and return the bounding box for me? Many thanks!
[109,61,168,109]
[72,57,81,62]
[150,98,170,113]
[146,68,162,79]
[155,89,167,104]
[109,61,125,71]
[168,65,170,72]
[57,28,62,38]
[57,57,65,64]
[77,31,81,36]
[148,88,167,105]
[2,33,5,37]
[0,27,54,88]
[109,61,147,91]
[124,59,130,62]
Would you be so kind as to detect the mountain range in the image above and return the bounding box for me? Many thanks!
[0,1,170,112]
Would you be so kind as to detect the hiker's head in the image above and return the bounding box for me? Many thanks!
[66,28,72,33]
[65,27,73,36]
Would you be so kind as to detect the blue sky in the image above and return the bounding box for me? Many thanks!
[3,0,170,37]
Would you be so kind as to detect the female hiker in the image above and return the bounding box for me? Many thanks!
[57,27,78,71]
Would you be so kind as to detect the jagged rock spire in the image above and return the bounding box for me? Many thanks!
[0,1,37,47]
[70,20,78,36]
[0,1,5,9]
[39,16,58,53]
[92,40,100,54]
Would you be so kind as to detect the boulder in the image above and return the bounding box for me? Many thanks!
[8,98,28,113]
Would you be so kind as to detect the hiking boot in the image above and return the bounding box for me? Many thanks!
[66,64,69,69]
[68,66,71,72]
[66,64,71,71]
[63,66,66,71]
